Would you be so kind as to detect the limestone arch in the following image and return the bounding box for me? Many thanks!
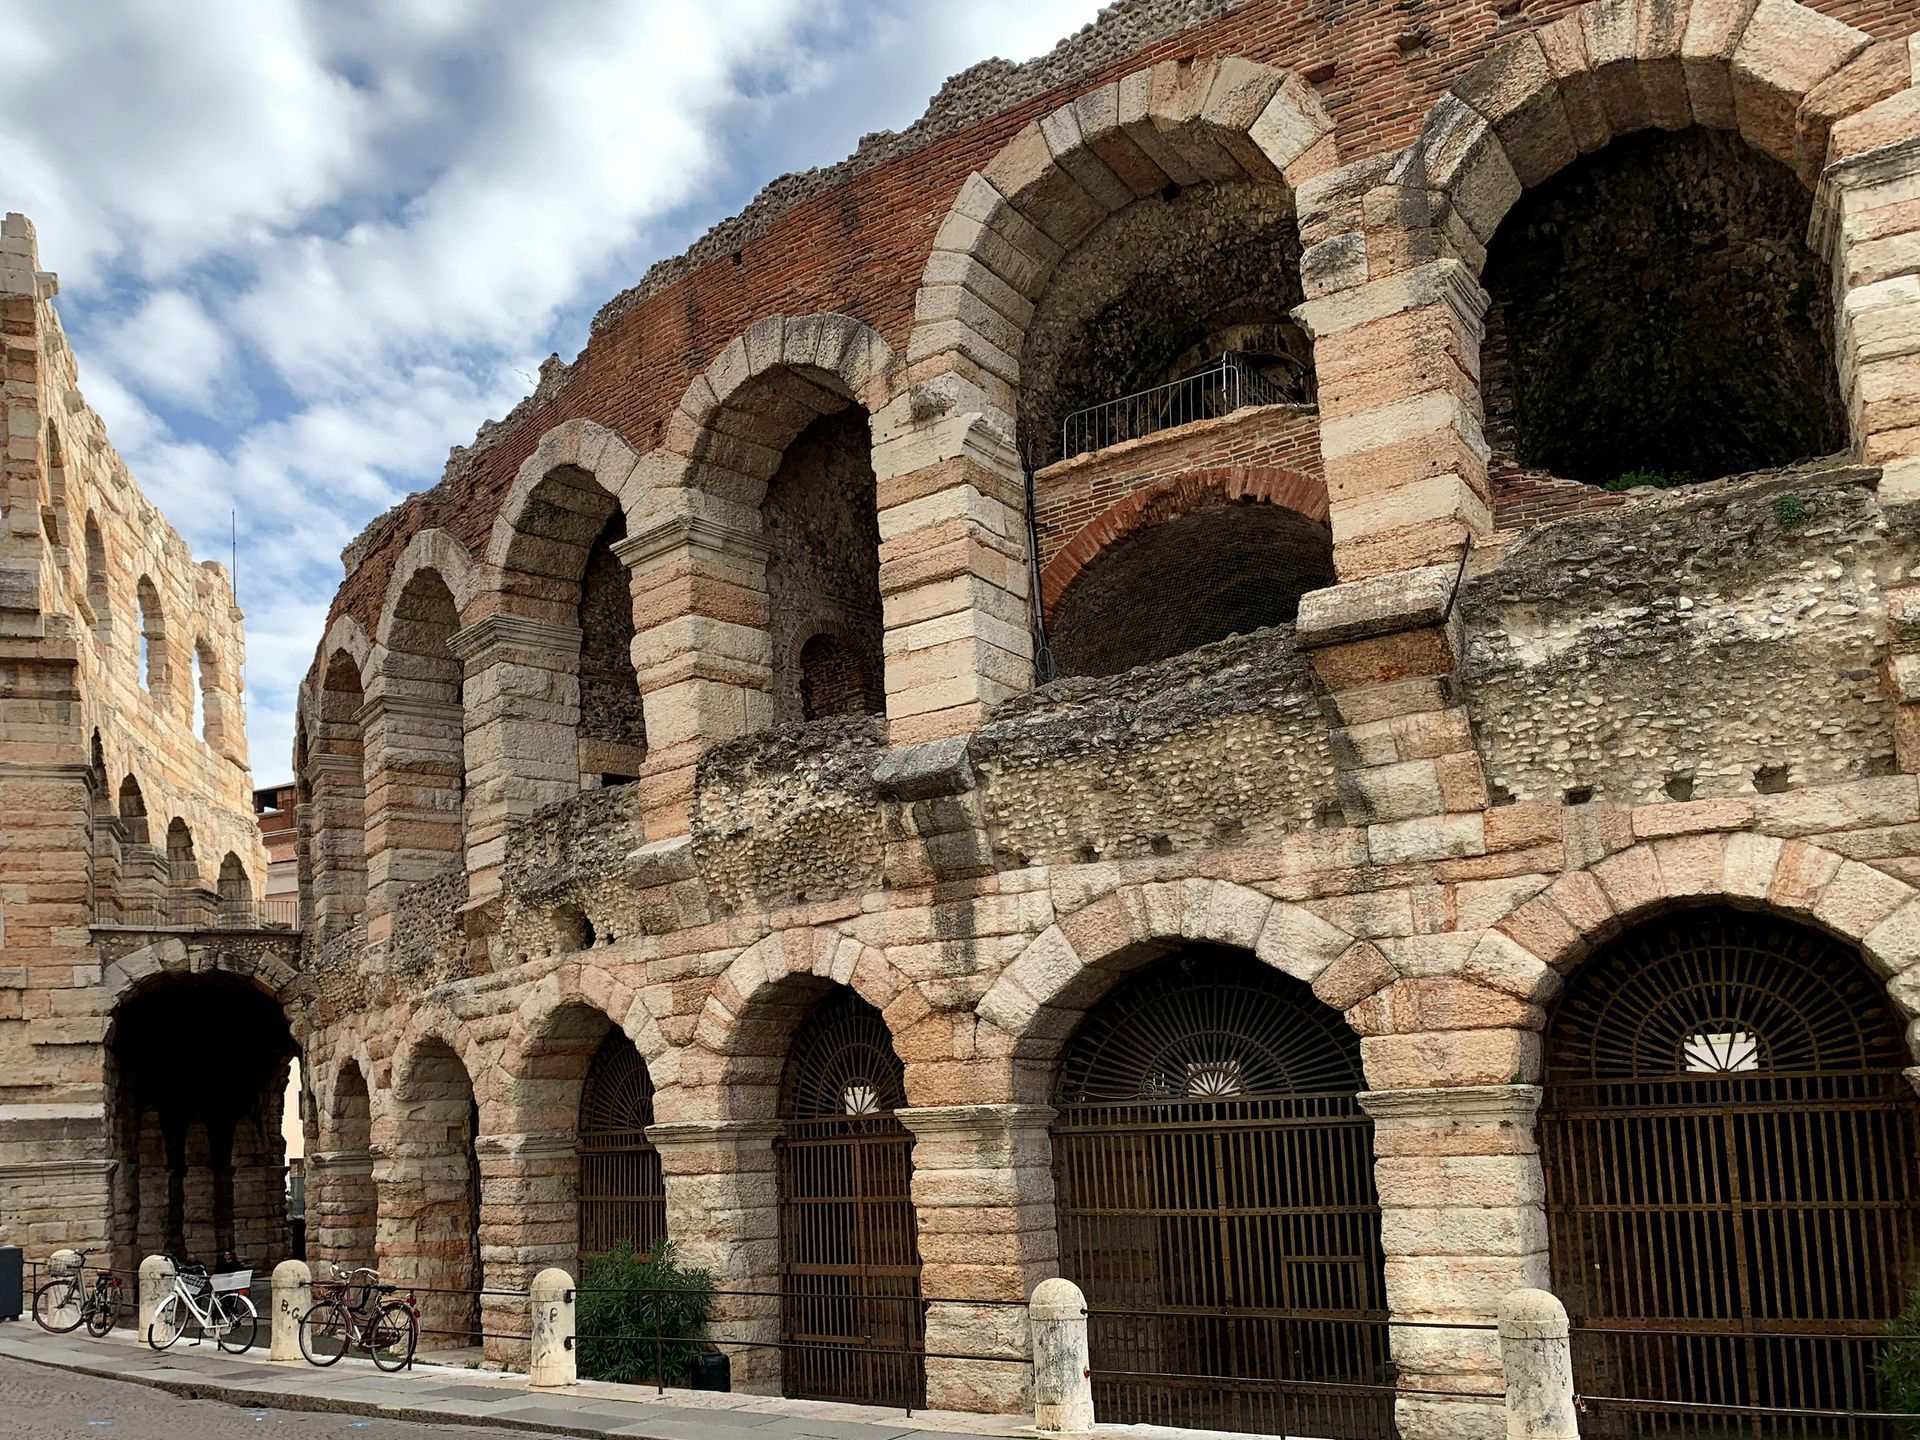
[484,418,646,579]
[500,964,677,1120]
[905,56,1337,434]
[373,528,480,650]
[979,878,1376,1104]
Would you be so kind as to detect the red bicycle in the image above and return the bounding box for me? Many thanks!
[297,1264,418,1371]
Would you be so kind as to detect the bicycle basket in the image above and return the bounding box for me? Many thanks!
[210,1269,251,1294]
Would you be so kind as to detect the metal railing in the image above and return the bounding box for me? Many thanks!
[1054,351,1311,464]
[92,895,299,931]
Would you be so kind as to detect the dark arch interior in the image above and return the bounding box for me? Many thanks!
[576,1028,664,1262]
[108,975,298,1276]
[1049,502,1332,679]
[1020,182,1310,463]
[578,509,646,783]
[1483,127,1843,487]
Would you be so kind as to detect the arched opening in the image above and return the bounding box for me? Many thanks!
[1049,503,1332,678]
[83,513,111,638]
[578,509,646,785]
[1021,181,1314,466]
[136,575,166,697]
[375,570,466,890]
[107,974,299,1279]
[217,852,250,904]
[578,1030,665,1267]
[1051,944,1388,1435]
[117,776,149,847]
[1483,128,1844,489]
[777,987,924,1407]
[1539,907,1920,1428]
[313,650,368,929]
[192,638,217,742]
[165,817,197,890]
[763,408,884,725]
[390,1039,482,1352]
[316,1061,376,1272]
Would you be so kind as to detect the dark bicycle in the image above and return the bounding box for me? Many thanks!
[298,1264,418,1372]
[32,1252,122,1337]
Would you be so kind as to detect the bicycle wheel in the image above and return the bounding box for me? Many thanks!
[147,1295,186,1350]
[84,1285,116,1337]
[368,1301,417,1373]
[215,1292,258,1353]
[298,1300,350,1366]
[32,1278,82,1333]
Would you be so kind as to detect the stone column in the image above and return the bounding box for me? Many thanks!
[449,615,583,904]
[475,1131,578,1368]
[646,1120,784,1393]
[306,750,367,934]
[304,1147,376,1271]
[1294,258,1492,583]
[896,1104,1059,1414]
[358,692,465,946]
[619,504,773,840]
[1360,1084,1548,1440]
[870,410,1034,747]
[373,1133,483,1356]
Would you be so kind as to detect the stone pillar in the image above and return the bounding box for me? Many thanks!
[138,1253,174,1337]
[270,1259,311,1362]
[870,414,1034,747]
[476,1131,578,1369]
[449,615,582,903]
[619,504,773,840]
[530,1267,577,1388]
[1030,1278,1094,1433]
[1360,1084,1548,1440]
[1294,259,1492,582]
[646,1120,783,1393]
[306,750,367,934]
[373,1133,482,1356]
[305,1147,376,1271]
[359,692,465,946]
[1499,1289,1578,1440]
[896,1104,1058,1413]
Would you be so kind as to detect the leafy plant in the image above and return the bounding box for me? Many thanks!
[575,1240,716,1386]
[1603,470,1689,492]
[1878,1276,1920,1421]
[1773,493,1808,528]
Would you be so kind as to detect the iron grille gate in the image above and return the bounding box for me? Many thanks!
[578,1031,666,1259]
[777,990,925,1409]
[1540,909,1920,1439]
[1052,947,1395,1438]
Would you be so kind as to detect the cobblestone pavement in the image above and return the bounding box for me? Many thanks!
[0,1354,554,1440]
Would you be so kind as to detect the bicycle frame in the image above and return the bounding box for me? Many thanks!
[165,1270,240,1336]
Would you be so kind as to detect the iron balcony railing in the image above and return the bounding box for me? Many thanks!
[92,895,300,931]
[1054,351,1311,465]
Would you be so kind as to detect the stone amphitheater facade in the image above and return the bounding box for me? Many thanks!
[0,214,287,1272]
[274,0,1920,1433]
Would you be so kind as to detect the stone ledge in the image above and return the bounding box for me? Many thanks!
[1296,563,1461,650]
[874,735,977,801]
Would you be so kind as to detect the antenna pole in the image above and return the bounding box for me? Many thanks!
[231,511,238,604]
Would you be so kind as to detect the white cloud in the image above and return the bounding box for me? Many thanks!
[4,0,1108,777]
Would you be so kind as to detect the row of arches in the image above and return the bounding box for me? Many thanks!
[96,758,252,919]
[307,903,1920,1428]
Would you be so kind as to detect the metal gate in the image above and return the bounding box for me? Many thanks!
[578,1030,665,1259]
[1541,908,1920,1438]
[1052,945,1394,1437]
[777,989,925,1408]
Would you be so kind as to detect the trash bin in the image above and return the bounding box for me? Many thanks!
[690,1350,730,1392]
[0,1246,21,1322]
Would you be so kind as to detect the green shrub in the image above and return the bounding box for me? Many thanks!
[1879,1277,1920,1420]
[575,1240,715,1386]
[1603,470,1688,492]
[1773,493,1808,528]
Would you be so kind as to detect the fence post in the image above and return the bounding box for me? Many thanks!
[270,1259,311,1362]
[1030,1278,1094,1432]
[529,1268,576,1389]
[1499,1288,1579,1440]
[138,1255,174,1338]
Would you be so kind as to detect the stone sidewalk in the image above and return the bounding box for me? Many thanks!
[0,1324,1041,1440]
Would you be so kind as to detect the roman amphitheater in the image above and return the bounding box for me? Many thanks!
[11,0,1920,1434]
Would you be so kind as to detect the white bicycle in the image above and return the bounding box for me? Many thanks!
[146,1257,258,1354]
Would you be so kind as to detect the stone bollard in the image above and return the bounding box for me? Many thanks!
[46,1249,82,1329]
[270,1260,312,1362]
[138,1255,175,1338]
[1030,1278,1094,1433]
[1499,1289,1580,1440]
[529,1268,576,1389]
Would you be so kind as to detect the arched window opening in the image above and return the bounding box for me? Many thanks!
[191,639,212,740]
[1021,182,1313,466]
[165,818,197,889]
[136,576,167,697]
[1052,945,1388,1435]
[578,509,646,784]
[777,988,923,1407]
[577,1030,664,1265]
[117,776,149,847]
[217,852,250,904]
[1049,502,1332,679]
[1540,908,1920,1427]
[1484,128,1843,489]
[84,514,111,637]
[764,409,884,726]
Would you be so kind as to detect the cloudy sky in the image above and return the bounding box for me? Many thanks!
[0,0,1107,780]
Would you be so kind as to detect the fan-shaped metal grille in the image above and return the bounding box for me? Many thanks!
[1546,907,1905,1082]
[577,1030,664,1259]
[779,989,908,1120]
[1056,945,1365,1104]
